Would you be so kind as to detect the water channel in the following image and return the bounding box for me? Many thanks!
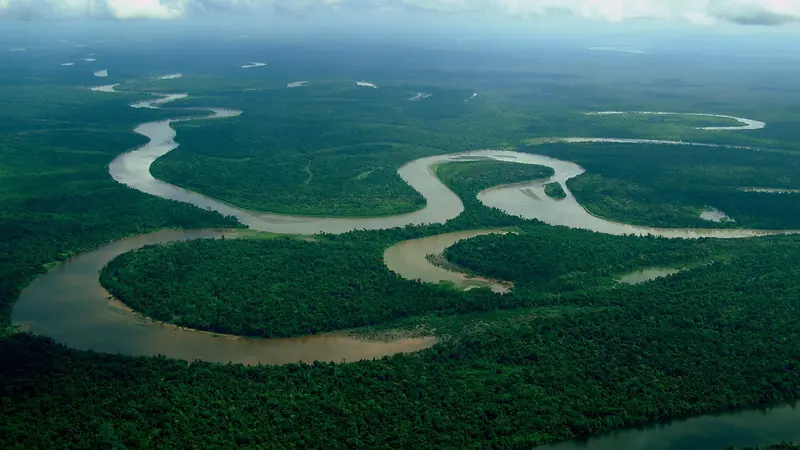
[383,229,512,293]
[536,402,800,450]
[14,90,800,448]
[11,229,436,365]
[107,94,800,238]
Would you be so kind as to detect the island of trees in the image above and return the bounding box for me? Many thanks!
[544,181,567,199]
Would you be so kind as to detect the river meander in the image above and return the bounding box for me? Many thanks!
[383,229,512,293]
[26,90,800,364]
[107,94,799,238]
[11,229,436,365]
[13,90,800,448]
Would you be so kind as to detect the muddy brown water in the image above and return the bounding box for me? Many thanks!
[11,229,436,365]
[15,95,800,446]
[23,98,800,363]
[383,229,512,293]
[108,96,800,238]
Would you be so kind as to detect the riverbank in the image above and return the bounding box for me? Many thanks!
[107,91,800,237]
[8,93,800,449]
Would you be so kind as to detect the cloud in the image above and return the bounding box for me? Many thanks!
[721,10,798,26]
[707,0,800,25]
[0,0,798,26]
[0,0,181,19]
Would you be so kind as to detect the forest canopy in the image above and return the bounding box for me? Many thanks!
[4,39,800,449]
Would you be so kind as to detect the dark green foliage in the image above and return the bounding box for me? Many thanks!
[150,82,541,216]
[530,142,800,229]
[101,237,493,337]
[544,181,567,199]
[6,241,800,448]
[434,160,554,194]
[5,38,800,450]
[98,160,557,338]
[0,99,239,329]
[153,139,432,217]
[444,224,724,293]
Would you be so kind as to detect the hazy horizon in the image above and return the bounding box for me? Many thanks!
[1,0,800,30]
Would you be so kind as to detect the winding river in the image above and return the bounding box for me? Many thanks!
[383,229,513,293]
[107,95,799,238]
[20,90,800,361]
[13,89,800,448]
[11,229,436,365]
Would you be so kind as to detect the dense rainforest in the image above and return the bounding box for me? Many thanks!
[99,222,731,339]
[529,141,800,229]
[149,70,800,218]
[4,37,800,449]
[7,241,800,447]
[99,161,558,338]
[0,88,240,329]
[101,237,489,337]
[151,83,518,217]
[444,224,728,293]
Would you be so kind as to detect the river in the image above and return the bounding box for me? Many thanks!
[383,229,512,293]
[15,90,800,447]
[11,229,436,365]
[535,402,800,450]
[108,94,799,238]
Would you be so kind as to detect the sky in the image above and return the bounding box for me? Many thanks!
[0,0,799,28]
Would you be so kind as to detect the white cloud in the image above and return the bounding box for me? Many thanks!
[106,0,185,19]
[0,0,798,26]
[481,0,800,25]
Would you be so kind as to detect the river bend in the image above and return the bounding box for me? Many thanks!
[108,95,796,238]
[16,90,795,365]
[11,229,436,365]
[12,88,800,448]
[19,90,797,364]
